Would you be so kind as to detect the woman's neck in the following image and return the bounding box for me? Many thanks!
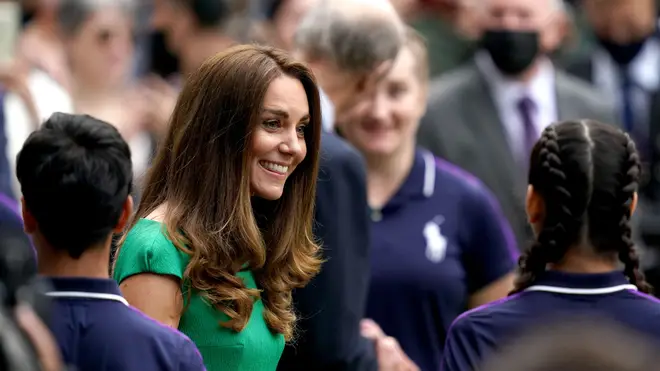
[550,247,619,274]
[365,143,416,209]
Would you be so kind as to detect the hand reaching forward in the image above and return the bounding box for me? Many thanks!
[361,319,420,371]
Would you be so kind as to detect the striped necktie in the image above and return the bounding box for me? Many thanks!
[517,95,538,169]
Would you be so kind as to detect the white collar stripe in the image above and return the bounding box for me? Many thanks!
[422,151,435,198]
[46,291,129,306]
[524,284,638,295]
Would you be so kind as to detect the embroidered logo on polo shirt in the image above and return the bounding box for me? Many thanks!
[424,216,447,263]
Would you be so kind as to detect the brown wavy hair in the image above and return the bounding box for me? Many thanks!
[117,44,322,340]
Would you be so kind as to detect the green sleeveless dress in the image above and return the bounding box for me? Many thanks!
[113,218,285,371]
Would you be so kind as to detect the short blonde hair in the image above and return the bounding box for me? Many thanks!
[403,27,430,84]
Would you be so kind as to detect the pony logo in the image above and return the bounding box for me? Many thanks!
[424,216,447,263]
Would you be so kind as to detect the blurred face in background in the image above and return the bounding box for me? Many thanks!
[34,0,59,12]
[272,0,317,51]
[341,46,426,158]
[478,0,564,75]
[151,0,197,54]
[41,0,58,8]
[320,60,394,126]
[21,0,58,13]
[583,0,655,45]
[64,5,135,88]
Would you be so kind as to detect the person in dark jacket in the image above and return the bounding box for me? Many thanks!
[279,1,417,370]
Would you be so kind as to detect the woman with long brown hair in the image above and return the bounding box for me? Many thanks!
[112,44,323,371]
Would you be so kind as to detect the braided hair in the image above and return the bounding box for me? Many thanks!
[613,134,651,293]
[511,120,652,294]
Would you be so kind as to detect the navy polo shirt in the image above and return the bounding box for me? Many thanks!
[443,270,660,371]
[366,149,517,371]
[46,277,206,371]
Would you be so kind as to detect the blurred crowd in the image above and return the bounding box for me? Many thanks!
[3,0,660,370]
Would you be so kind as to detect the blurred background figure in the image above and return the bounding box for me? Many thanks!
[482,318,660,371]
[294,0,404,129]
[10,303,64,371]
[0,191,33,266]
[137,0,250,142]
[150,0,246,76]
[564,0,660,292]
[17,0,68,88]
[388,0,482,76]
[254,0,318,52]
[280,1,418,370]
[567,0,657,139]
[566,0,657,161]
[340,28,516,371]
[2,0,69,200]
[417,0,615,251]
[55,0,155,182]
[4,0,154,200]
[0,191,59,371]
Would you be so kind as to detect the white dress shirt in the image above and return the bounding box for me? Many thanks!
[319,87,336,133]
[4,69,73,196]
[476,52,558,163]
[592,37,660,138]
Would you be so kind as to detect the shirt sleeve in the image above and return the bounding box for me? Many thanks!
[113,221,189,284]
[178,337,207,371]
[441,316,482,371]
[461,183,518,294]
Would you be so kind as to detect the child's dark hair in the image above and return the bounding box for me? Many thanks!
[17,113,133,259]
[511,120,652,294]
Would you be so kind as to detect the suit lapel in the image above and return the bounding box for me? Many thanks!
[464,66,519,176]
[463,66,527,199]
[566,57,594,84]
[555,73,577,120]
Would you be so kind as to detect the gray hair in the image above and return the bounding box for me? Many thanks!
[471,0,565,14]
[293,0,404,74]
[57,0,136,38]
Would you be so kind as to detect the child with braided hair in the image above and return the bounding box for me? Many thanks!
[441,120,660,371]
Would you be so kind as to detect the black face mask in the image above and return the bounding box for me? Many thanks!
[481,30,540,76]
[597,37,647,66]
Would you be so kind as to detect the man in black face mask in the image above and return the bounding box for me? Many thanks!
[566,0,660,296]
[417,0,615,252]
[567,0,657,142]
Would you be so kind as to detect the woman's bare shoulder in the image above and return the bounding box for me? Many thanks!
[145,204,168,222]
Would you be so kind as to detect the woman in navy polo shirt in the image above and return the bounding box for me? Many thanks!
[442,121,660,371]
[338,28,517,371]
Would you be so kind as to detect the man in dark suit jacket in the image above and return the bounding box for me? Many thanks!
[564,0,658,156]
[280,131,373,370]
[564,0,660,287]
[418,0,615,251]
[278,1,415,370]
